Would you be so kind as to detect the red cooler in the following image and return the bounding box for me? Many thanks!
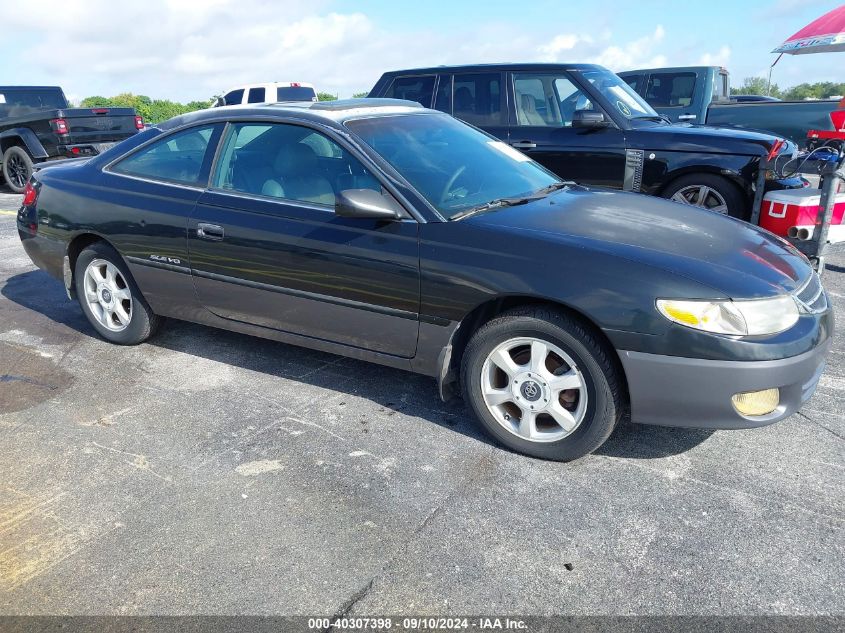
[759,189,845,242]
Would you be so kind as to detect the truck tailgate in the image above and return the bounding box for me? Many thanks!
[63,107,139,145]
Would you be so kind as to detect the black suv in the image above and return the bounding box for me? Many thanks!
[368,64,804,219]
[0,86,142,193]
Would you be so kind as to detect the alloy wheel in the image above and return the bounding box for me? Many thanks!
[671,184,729,214]
[83,259,133,332]
[480,336,588,442]
[7,153,29,189]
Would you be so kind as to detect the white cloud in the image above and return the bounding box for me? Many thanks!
[698,45,732,67]
[535,25,668,71]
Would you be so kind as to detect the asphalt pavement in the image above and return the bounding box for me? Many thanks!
[0,186,842,616]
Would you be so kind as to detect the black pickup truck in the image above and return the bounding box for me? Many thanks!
[368,63,805,220]
[0,86,142,193]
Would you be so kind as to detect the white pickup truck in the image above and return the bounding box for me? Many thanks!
[216,82,318,107]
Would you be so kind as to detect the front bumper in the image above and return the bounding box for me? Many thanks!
[618,337,831,429]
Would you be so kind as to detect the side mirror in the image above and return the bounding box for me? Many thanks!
[212,97,225,108]
[572,110,610,128]
[335,189,405,220]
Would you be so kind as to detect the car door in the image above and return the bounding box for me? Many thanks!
[187,121,421,358]
[99,123,223,315]
[643,70,699,123]
[507,71,627,189]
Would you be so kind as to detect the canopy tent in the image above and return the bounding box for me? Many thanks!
[767,4,845,93]
[773,4,845,55]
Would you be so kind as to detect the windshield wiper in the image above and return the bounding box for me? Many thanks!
[533,181,572,195]
[450,195,537,221]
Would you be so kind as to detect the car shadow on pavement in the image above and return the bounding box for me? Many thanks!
[3,269,715,460]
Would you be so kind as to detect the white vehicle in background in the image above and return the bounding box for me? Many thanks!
[214,82,318,107]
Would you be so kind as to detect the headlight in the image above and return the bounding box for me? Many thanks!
[656,296,799,336]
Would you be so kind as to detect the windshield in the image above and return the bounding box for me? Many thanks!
[344,113,559,218]
[578,68,658,119]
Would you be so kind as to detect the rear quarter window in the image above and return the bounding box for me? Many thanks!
[386,76,435,107]
[110,125,217,186]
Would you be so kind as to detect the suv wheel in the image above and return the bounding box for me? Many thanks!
[74,242,161,344]
[2,145,34,194]
[461,306,625,461]
[662,173,747,220]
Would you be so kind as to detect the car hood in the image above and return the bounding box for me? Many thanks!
[467,186,811,299]
[626,123,791,156]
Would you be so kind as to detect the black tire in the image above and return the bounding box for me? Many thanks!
[74,242,161,345]
[661,173,748,220]
[460,306,625,461]
[2,145,34,194]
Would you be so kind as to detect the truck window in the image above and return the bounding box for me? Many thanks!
[622,74,643,93]
[386,76,435,107]
[434,75,452,114]
[224,89,244,106]
[452,73,504,126]
[645,72,696,108]
[0,88,67,113]
[247,87,266,104]
[276,86,317,101]
[513,73,594,127]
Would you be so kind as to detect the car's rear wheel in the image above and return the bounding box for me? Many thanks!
[2,145,34,194]
[461,306,625,461]
[662,173,747,220]
[74,242,161,344]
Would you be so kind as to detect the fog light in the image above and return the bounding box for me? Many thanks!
[731,388,780,416]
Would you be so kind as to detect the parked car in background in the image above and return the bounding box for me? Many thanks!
[17,99,832,461]
[0,86,142,193]
[368,63,804,219]
[618,66,838,143]
[733,95,782,103]
[214,82,318,107]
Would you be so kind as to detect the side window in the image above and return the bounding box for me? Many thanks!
[211,122,381,206]
[622,74,643,93]
[645,72,696,107]
[452,73,504,126]
[434,75,452,114]
[514,73,593,127]
[111,125,216,185]
[224,89,244,106]
[247,87,266,104]
[386,75,435,107]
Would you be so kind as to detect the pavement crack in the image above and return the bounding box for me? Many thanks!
[326,578,375,630]
[796,411,845,441]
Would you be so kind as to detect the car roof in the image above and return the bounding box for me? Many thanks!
[0,86,63,91]
[378,62,606,76]
[157,98,429,131]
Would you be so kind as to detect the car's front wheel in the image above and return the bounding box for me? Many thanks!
[74,242,161,344]
[662,173,747,220]
[461,306,625,461]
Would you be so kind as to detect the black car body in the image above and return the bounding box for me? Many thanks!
[368,64,805,219]
[17,100,833,460]
[0,86,142,193]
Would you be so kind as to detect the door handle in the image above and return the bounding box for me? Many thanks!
[678,114,697,121]
[197,223,224,240]
[511,141,537,149]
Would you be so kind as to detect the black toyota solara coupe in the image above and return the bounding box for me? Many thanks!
[17,98,833,461]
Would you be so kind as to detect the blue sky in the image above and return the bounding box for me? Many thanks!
[0,0,841,103]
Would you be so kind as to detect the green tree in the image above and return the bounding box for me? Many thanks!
[352,91,370,98]
[317,92,338,101]
[732,77,781,98]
